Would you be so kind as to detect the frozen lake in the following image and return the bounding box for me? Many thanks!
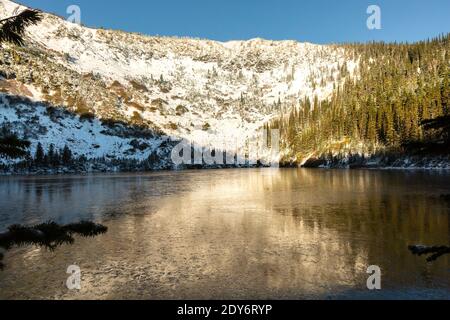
[0,169,449,299]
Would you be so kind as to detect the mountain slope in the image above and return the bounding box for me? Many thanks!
[272,36,450,168]
[0,0,356,172]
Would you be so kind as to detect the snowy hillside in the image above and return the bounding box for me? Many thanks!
[0,0,357,170]
[0,95,163,160]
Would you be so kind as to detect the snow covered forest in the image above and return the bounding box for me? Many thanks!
[0,0,449,174]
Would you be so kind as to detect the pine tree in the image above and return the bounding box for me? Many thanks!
[0,9,42,46]
[47,144,58,166]
[52,150,60,166]
[34,142,44,164]
[0,10,41,159]
[441,71,450,114]
[273,34,450,160]
[62,145,72,164]
[0,126,30,159]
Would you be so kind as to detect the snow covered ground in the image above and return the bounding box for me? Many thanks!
[0,94,165,160]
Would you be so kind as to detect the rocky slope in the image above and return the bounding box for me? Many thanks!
[1,0,357,172]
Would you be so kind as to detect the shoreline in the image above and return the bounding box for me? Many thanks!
[1,164,450,177]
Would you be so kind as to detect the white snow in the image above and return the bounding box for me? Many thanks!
[0,0,358,163]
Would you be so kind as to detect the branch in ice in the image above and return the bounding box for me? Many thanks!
[0,221,107,270]
[0,221,108,250]
[408,245,450,262]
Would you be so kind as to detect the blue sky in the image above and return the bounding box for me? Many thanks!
[16,0,450,44]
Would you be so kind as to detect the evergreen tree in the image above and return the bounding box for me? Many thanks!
[0,9,42,46]
[62,145,72,164]
[0,126,30,159]
[34,142,44,164]
[47,144,58,166]
[441,71,450,114]
[271,34,450,160]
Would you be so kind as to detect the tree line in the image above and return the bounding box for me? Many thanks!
[33,142,73,166]
[271,34,450,162]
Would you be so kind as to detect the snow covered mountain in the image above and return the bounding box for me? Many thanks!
[0,0,356,171]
